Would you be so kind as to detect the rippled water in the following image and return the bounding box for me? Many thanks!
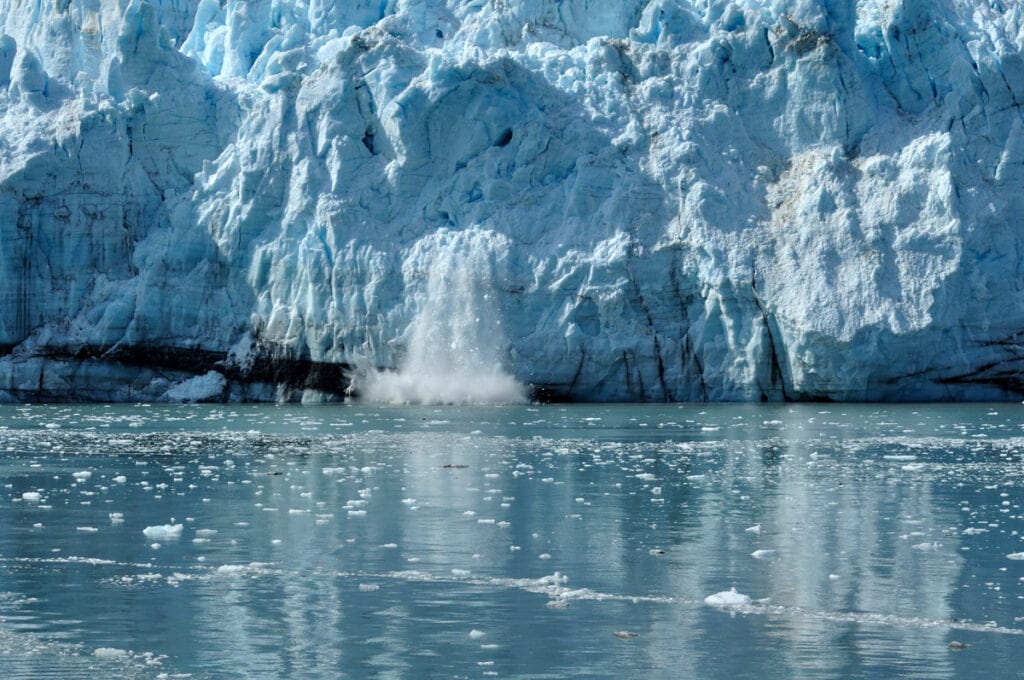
[0,403,1022,678]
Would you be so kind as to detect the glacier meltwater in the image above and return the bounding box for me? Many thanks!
[2,0,1024,402]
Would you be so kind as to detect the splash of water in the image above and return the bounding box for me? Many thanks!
[359,228,527,405]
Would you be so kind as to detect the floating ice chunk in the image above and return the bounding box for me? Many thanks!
[751,549,776,559]
[216,565,246,576]
[704,587,752,607]
[1008,552,1024,560]
[358,583,380,592]
[745,524,761,534]
[94,647,128,658]
[72,471,92,481]
[77,526,98,532]
[469,629,486,639]
[195,529,218,537]
[143,524,183,540]
[21,491,41,502]
[109,512,124,524]
[828,574,840,580]
[347,510,367,517]
[912,542,940,551]
[112,476,127,484]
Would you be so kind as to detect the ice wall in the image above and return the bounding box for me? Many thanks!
[1,0,1024,402]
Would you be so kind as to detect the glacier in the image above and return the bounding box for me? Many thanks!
[1,0,1024,402]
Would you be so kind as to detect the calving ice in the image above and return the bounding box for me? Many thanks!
[0,0,1021,402]
[356,228,527,404]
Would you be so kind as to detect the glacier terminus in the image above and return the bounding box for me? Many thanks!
[1,0,1024,403]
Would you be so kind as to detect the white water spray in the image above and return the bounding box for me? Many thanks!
[359,228,527,404]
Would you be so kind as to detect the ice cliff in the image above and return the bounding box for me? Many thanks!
[2,0,1024,402]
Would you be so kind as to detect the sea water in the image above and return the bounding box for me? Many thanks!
[0,403,1022,678]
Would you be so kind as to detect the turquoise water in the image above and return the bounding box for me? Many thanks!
[0,403,1022,678]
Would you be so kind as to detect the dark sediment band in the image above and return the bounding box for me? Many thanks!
[0,343,353,402]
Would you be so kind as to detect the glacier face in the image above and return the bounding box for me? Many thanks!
[1,0,1024,402]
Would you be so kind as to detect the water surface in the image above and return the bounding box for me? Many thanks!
[0,403,1022,678]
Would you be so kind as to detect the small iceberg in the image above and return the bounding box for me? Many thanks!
[142,524,183,541]
[216,565,248,576]
[704,587,752,607]
[94,647,129,658]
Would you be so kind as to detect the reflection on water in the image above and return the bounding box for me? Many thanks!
[0,403,1022,678]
